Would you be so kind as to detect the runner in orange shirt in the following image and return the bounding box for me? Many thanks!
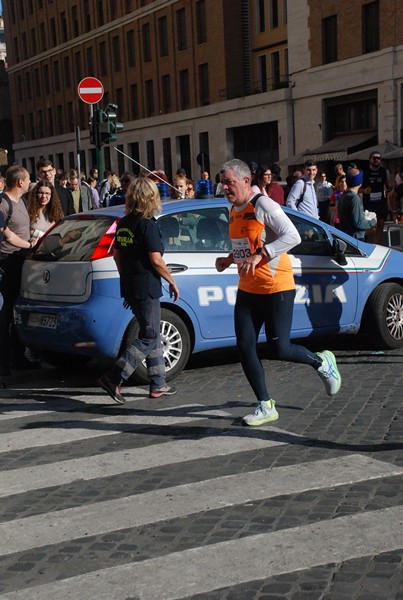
[216,159,341,426]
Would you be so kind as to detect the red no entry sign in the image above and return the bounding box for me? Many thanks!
[77,77,104,104]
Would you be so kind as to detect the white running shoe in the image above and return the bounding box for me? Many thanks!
[243,400,279,427]
[316,350,342,396]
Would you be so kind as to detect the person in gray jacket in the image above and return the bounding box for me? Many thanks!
[69,174,96,212]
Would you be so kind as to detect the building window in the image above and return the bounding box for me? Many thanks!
[56,105,63,135]
[67,102,73,131]
[117,144,125,175]
[97,3,104,27]
[50,17,57,47]
[271,51,280,88]
[39,23,46,52]
[325,92,377,137]
[257,0,265,33]
[270,0,279,29]
[74,51,81,83]
[176,8,187,51]
[99,42,107,76]
[127,30,135,66]
[159,16,169,57]
[116,88,124,120]
[43,64,50,94]
[179,69,190,110]
[199,131,210,174]
[25,72,32,100]
[71,6,79,38]
[60,12,68,43]
[147,140,155,170]
[112,36,121,71]
[283,0,287,24]
[163,138,172,182]
[142,23,151,62]
[53,61,60,91]
[161,74,171,112]
[64,56,71,88]
[322,15,337,64]
[48,107,54,137]
[22,32,28,60]
[129,142,140,174]
[130,84,139,119]
[30,29,37,54]
[198,63,209,106]
[145,80,154,116]
[258,55,267,92]
[196,1,207,44]
[86,47,94,75]
[83,0,91,32]
[34,68,41,96]
[110,0,117,21]
[363,0,379,54]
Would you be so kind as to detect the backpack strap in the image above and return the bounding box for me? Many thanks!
[295,180,307,208]
[0,192,13,226]
[250,193,266,208]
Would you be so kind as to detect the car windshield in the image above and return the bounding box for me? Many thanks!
[33,215,117,262]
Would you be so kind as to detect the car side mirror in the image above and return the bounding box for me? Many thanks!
[333,238,347,266]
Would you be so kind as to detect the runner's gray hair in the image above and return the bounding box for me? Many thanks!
[221,159,251,181]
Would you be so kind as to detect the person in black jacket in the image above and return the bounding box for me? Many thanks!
[36,159,75,215]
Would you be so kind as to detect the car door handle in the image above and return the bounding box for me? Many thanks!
[166,263,188,273]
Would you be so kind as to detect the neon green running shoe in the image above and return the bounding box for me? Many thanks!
[243,400,279,427]
[317,350,342,396]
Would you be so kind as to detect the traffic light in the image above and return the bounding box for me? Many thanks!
[99,104,124,145]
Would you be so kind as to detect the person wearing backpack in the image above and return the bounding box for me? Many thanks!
[0,165,39,376]
[286,160,319,219]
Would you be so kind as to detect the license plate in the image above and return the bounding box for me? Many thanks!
[27,313,58,329]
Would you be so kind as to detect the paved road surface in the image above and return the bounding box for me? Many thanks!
[0,341,402,599]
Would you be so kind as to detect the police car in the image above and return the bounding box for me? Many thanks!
[14,198,403,383]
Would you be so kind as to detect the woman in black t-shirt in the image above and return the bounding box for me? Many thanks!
[98,177,179,404]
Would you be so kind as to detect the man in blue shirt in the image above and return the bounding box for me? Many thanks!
[286,160,319,219]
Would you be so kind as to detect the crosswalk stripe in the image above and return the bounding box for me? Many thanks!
[0,432,286,497]
[0,505,400,600]
[0,405,232,452]
[1,454,401,556]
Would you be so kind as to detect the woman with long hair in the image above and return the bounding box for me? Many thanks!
[27,180,64,238]
[98,176,179,404]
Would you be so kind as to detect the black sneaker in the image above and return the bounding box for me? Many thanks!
[98,375,126,404]
[149,385,177,398]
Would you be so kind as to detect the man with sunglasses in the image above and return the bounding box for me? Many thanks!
[361,151,393,244]
[35,159,75,216]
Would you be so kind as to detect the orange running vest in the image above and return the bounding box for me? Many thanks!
[229,200,295,295]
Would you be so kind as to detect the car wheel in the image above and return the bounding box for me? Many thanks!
[122,308,191,384]
[41,352,92,369]
[363,283,403,349]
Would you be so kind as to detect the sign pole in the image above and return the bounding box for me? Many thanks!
[75,126,81,176]
[77,77,104,179]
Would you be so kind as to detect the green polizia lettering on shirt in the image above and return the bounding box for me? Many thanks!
[116,228,135,247]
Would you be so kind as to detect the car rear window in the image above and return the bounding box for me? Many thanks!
[33,215,117,262]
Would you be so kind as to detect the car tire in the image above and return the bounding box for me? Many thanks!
[122,308,191,384]
[362,283,403,349]
[41,352,92,369]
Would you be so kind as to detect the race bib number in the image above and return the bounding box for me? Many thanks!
[370,192,382,202]
[231,238,252,263]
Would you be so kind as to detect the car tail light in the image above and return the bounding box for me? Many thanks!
[90,219,119,261]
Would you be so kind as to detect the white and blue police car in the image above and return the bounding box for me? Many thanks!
[14,198,403,382]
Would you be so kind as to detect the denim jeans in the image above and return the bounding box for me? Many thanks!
[110,296,166,389]
[234,289,320,402]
